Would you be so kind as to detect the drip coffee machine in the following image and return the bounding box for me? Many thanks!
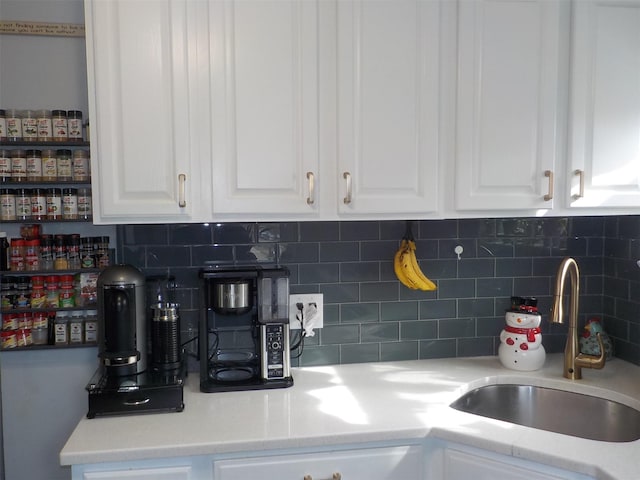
[199,266,293,392]
[86,265,185,418]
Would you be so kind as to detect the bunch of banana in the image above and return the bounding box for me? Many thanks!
[394,238,437,291]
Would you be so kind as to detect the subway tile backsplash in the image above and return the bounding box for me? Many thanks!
[118,216,640,368]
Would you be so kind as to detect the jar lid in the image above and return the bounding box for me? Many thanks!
[35,109,51,116]
[0,109,5,116]
[56,149,72,156]
[73,149,88,157]
[62,188,78,195]
[67,110,82,117]
[25,149,41,156]
[51,110,67,116]
[5,109,22,117]
[10,149,25,156]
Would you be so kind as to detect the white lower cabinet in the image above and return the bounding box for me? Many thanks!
[425,441,594,480]
[81,465,192,480]
[213,445,423,480]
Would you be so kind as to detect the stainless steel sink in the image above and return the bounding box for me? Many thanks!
[450,384,640,442]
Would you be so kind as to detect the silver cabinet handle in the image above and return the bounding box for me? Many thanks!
[343,172,352,204]
[123,398,150,406]
[178,173,187,208]
[306,172,315,205]
[573,169,585,199]
[543,170,553,201]
[303,474,341,480]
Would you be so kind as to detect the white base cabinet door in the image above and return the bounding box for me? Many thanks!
[214,445,423,480]
[568,0,640,209]
[454,0,565,212]
[81,465,192,480]
[85,0,207,223]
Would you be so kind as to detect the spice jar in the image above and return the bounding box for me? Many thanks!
[52,110,68,141]
[53,235,68,270]
[0,150,11,182]
[21,110,38,142]
[96,236,110,268]
[54,311,69,345]
[77,188,92,220]
[56,149,72,181]
[41,149,57,181]
[72,150,90,181]
[1,277,15,310]
[5,109,22,141]
[36,109,53,141]
[67,234,80,269]
[9,238,25,271]
[30,188,46,220]
[30,276,46,309]
[2,312,17,330]
[14,276,30,308]
[84,310,98,343]
[67,110,83,141]
[46,188,62,220]
[69,311,84,343]
[24,238,40,271]
[15,188,31,221]
[10,149,27,182]
[1,331,17,349]
[62,188,78,220]
[0,109,6,141]
[45,275,59,308]
[80,237,95,268]
[40,235,53,271]
[26,149,42,182]
[0,189,16,221]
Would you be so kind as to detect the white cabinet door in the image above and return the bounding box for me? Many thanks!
[82,465,192,480]
[336,0,441,216]
[568,0,640,208]
[214,445,422,480]
[454,0,564,211]
[85,0,203,223]
[208,0,320,218]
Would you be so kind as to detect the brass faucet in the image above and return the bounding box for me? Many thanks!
[549,257,606,379]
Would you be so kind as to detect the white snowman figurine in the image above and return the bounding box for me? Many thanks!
[499,297,545,371]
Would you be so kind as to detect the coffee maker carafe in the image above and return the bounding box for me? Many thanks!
[98,264,147,376]
[199,266,293,393]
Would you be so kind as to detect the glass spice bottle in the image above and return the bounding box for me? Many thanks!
[53,235,68,270]
[41,149,57,181]
[46,188,62,220]
[67,110,83,141]
[52,110,68,141]
[77,188,92,220]
[21,110,38,142]
[15,188,31,220]
[36,109,53,141]
[62,188,78,220]
[5,109,22,142]
[30,188,46,220]
[26,149,42,182]
[0,188,16,221]
[0,150,10,182]
[0,109,6,141]
[72,150,90,181]
[56,150,72,181]
[39,235,54,271]
[10,149,27,182]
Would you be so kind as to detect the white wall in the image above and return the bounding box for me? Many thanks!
[0,0,88,112]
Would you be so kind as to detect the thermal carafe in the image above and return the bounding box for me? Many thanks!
[97,265,147,376]
[151,304,181,371]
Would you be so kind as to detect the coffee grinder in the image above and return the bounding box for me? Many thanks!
[199,266,293,392]
[85,265,185,418]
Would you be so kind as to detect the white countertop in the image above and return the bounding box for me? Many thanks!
[61,354,640,479]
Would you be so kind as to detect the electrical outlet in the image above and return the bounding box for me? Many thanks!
[289,294,323,335]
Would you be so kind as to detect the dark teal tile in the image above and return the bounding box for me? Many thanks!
[457,298,494,318]
[419,339,456,358]
[476,278,512,298]
[361,240,397,261]
[478,239,515,258]
[279,243,319,263]
[381,301,418,321]
[439,318,475,338]
[193,245,233,265]
[459,218,496,237]
[401,320,437,340]
[213,223,256,244]
[440,239,476,259]
[496,258,531,276]
[299,263,340,284]
[419,219,458,239]
[341,343,380,364]
[320,242,359,262]
[360,282,398,302]
[300,221,339,241]
[169,224,212,245]
[419,299,456,319]
[437,279,475,299]
[341,303,379,323]
[341,221,379,240]
[458,258,495,278]
[298,345,340,366]
[321,324,359,344]
[380,341,419,361]
[457,337,494,356]
[121,225,169,245]
[146,246,190,267]
[340,262,379,282]
[320,283,359,303]
[361,323,399,343]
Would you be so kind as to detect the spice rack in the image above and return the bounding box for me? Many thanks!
[1,140,92,223]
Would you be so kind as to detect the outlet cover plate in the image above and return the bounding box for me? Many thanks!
[289,293,323,330]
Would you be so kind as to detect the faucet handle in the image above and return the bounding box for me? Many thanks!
[575,332,606,370]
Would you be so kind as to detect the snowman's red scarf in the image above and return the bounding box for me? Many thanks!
[504,325,541,342]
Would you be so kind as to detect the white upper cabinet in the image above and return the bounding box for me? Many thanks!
[336,0,441,217]
[207,0,321,218]
[568,0,640,209]
[454,0,564,212]
[85,0,206,224]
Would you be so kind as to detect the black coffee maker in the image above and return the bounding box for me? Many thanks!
[199,266,293,393]
[86,265,185,418]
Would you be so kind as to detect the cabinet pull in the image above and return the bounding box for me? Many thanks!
[573,169,585,200]
[303,474,341,480]
[343,172,352,204]
[178,173,187,208]
[543,170,553,201]
[306,172,315,205]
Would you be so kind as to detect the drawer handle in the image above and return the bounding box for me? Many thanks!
[573,169,585,200]
[123,398,150,406]
[306,171,315,205]
[178,173,187,208]
[543,170,553,201]
[343,171,352,204]
[303,474,341,480]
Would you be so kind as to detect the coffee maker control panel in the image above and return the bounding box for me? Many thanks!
[261,324,290,379]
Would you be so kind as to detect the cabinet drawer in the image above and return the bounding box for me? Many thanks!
[214,445,422,480]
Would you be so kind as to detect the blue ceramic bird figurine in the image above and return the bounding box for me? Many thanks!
[580,318,613,360]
